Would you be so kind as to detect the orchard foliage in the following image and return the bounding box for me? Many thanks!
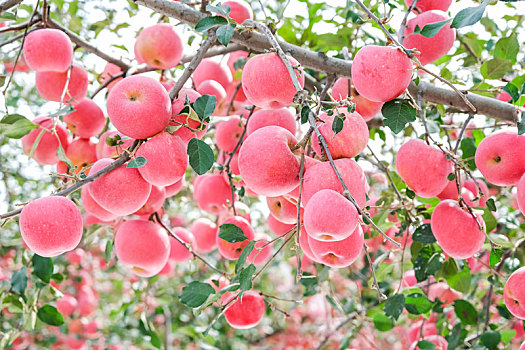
[0,0,525,349]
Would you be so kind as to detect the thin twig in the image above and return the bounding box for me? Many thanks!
[0,140,142,220]
[154,212,231,278]
[169,29,217,100]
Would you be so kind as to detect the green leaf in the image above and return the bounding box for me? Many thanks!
[489,248,503,266]
[206,3,231,17]
[239,264,256,292]
[193,94,216,121]
[381,100,417,134]
[480,331,501,350]
[105,240,113,265]
[446,265,471,294]
[453,300,477,325]
[416,340,436,350]
[486,198,496,212]
[518,114,525,135]
[195,16,228,32]
[460,138,477,170]
[384,294,405,320]
[179,281,215,308]
[300,105,311,124]
[0,12,16,20]
[47,105,75,118]
[446,323,463,349]
[37,305,64,326]
[413,19,451,38]
[0,114,39,139]
[219,223,248,243]
[480,207,497,233]
[235,240,255,273]
[300,273,318,297]
[503,83,520,103]
[480,58,513,80]
[187,138,214,175]
[233,57,247,71]
[373,313,394,332]
[332,115,344,136]
[216,24,236,46]
[10,267,28,295]
[426,253,445,276]
[494,36,519,62]
[32,254,53,283]
[451,0,489,29]
[127,156,147,168]
[447,173,456,181]
[149,330,161,348]
[405,293,433,315]
[412,224,436,244]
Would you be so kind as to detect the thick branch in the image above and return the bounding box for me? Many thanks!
[133,0,521,123]
[0,0,23,14]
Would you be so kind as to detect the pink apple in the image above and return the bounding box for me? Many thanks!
[19,196,83,257]
[134,23,183,70]
[351,45,413,102]
[35,63,88,102]
[23,28,73,72]
[63,98,105,138]
[107,75,171,139]
[430,200,485,259]
[242,53,305,109]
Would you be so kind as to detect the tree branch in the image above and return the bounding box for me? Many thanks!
[133,0,521,123]
[46,18,131,70]
[168,29,216,100]
[0,140,142,220]
[0,0,23,14]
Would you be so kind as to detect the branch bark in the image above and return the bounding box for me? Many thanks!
[133,0,522,123]
[0,0,23,14]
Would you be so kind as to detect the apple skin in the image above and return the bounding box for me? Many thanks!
[474,131,525,186]
[403,11,455,65]
[224,290,265,329]
[101,62,123,91]
[134,185,166,216]
[22,116,70,166]
[303,189,359,242]
[107,75,171,140]
[239,125,300,197]
[430,200,485,259]
[395,139,453,198]
[351,45,413,103]
[135,131,188,187]
[302,158,368,208]
[56,294,78,317]
[504,267,525,319]
[242,53,305,109]
[331,78,385,121]
[19,196,83,257]
[223,0,253,24]
[35,63,88,102]
[307,225,364,268]
[23,28,73,72]
[81,186,117,222]
[192,58,233,90]
[88,158,152,216]
[217,216,255,260]
[215,117,246,153]
[246,108,296,136]
[311,108,369,159]
[267,195,300,225]
[63,98,106,138]
[134,23,183,70]
[404,0,453,13]
[114,220,170,277]
[190,218,218,253]
[193,174,233,214]
[267,214,295,236]
[167,228,196,263]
